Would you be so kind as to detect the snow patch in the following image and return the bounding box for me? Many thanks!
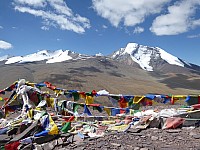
[123,43,138,54]
[95,53,103,57]
[46,50,72,63]
[4,49,76,64]
[5,56,22,64]
[158,48,184,67]
[124,43,153,71]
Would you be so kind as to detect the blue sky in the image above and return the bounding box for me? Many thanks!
[0,0,200,65]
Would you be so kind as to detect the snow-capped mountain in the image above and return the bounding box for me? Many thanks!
[111,43,186,71]
[0,43,199,73]
[0,50,91,65]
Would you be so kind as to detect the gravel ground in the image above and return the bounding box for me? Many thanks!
[3,105,200,150]
[57,127,200,150]
[53,105,200,150]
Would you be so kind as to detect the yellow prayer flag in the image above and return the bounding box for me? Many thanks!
[80,93,86,99]
[48,124,59,135]
[104,107,111,116]
[27,109,33,119]
[48,115,59,135]
[46,97,55,108]
[85,95,94,104]
[133,96,145,104]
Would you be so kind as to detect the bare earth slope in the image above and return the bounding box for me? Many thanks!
[0,56,200,96]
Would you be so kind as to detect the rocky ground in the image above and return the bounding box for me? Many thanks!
[51,127,200,150]
[30,126,200,150]
[35,105,200,150]
[2,105,200,150]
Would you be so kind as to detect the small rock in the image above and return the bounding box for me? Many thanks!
[42,143,51,150]
[171,133,179,136]
[166,129,181,133]
[151,136,158,141]
[34,144,43,150]
[134,147,140,150]
[73,134,84,144]
[21,144,33,150]
[145,142,152,145]
[57,138,63,145]
[67,135,74,143]
[140,148,149,150]
[131,133,143,136]
[189,132,197,136]
[88,137,96,141]
[110,143,121,147]
[177,136,183,140]
[48,139,57,149]
[192,134,200,139]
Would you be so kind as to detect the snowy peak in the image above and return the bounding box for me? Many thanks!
[111,43,185,71]
[1,50,91,65]
[0,43,197,73]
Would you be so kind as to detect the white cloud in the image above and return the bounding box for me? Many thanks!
[0,26,3,29]
[0,40,13,49]
[192,19,200,27]
[48,0,72,16]
[41,26,49,30]
[14,0,47,7]
[13,0,90,33]
[133,26,144,34]
[102,25,107,29]
[187,34,200,38]
[92,0,170,27]
[150,0,200,35]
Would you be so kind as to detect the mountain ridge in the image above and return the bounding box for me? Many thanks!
[1,42,199,73]
[0,42,200,95]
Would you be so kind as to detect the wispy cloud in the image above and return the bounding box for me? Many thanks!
[0,26,3,29]
[14,0,47,8]
[133,26,144,34]
[41,26,49,31]
[13,0,90,33]
[187,34,200,38]
[150,0,200,35]
[92,0,170,27]
[102,25,107,29]
[0,40,13,49]
[193,19,200,27]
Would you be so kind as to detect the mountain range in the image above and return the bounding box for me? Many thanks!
[0,42,200,97]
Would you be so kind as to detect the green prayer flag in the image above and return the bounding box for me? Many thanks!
[61,122,71,133]
[72,92,80,101]
[128,98,133,106]
[111,96,120,100]
[93,106,103,113]
[73,104,79,113]
[0,146,5,150]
